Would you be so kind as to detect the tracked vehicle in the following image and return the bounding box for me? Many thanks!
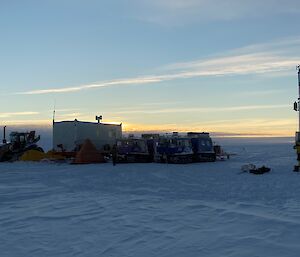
[155,134,193,164]
[116,137,152,163]
[188,132,216,162]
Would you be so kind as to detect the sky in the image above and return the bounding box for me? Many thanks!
[0,0,300,137]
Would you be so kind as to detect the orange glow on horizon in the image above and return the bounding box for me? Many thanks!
[122,122,295,137]
[0,119,296,137]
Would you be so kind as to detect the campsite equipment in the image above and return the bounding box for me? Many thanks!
[73,139,105,164]
[116,138,152,163]
[214,144,230,160]
[19,150,66,162]
[0,128,43,162]
[294,65,300,171]
[249,166,271,175]
[19,149,46,161]
[0,143,10,162]
[142,134,160,162]
[54,144,77,159]
[241,164,256,172]
[44,151,67,161]
[155,134,193,164]
[112,144,117,165]
[188,132,216,162]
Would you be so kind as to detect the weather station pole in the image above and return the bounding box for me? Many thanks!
[294,65,300,172]
[2,126,7,144]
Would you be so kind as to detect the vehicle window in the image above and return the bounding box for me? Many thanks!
[139,142,147,151]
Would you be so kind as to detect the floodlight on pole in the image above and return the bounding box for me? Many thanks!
[96,115,103,124]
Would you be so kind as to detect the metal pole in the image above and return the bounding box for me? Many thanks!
[298,66,300,132]
[74,119,78,150]
[294,66,300,171]
[3,126,6,144]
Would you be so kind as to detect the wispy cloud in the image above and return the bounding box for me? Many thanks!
[17,37,300,95]
[234,89,286,97]
[19,77,162,95]
[0,112,39,118]
[55,113,83,119]
[0,120,51,126]
[163,36,300,73]
[115,104,290,115]
[55,108,82,113]
[123,117,296,136]
[164,54,298,72]
[133,0,300,25]
[1,116,295,137]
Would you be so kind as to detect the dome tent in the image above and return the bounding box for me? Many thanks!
[73,139,105,164]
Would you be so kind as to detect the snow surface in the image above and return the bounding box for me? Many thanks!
[1,139,300,257]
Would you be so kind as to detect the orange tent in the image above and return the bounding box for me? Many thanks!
[73,139,105,164]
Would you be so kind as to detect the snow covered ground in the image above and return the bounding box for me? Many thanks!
[1,138,300,257]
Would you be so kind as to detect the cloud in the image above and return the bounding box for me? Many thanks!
[55,108,82,112]
[1,116,295,137]
[0,112,39,118]
[163,36,300,73]
[123,117,296,136]
[115,104,290,115]
[55,113,83,119]
[17,37,300,95]
[19,77,163,95]
[234,89,286,97]
[133,0,300,25]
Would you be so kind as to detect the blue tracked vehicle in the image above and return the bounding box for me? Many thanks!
[116,138,152,163]
[188,132,216,162]
[155,135,193,164]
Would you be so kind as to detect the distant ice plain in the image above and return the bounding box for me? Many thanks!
[0,138,299,257]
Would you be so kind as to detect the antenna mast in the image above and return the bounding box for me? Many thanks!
[2,126,7,144]
[294,65,300,171]
[298,65,300,131]
[53,100,56,124]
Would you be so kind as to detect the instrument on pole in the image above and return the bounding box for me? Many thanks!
[293,65,300,172]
